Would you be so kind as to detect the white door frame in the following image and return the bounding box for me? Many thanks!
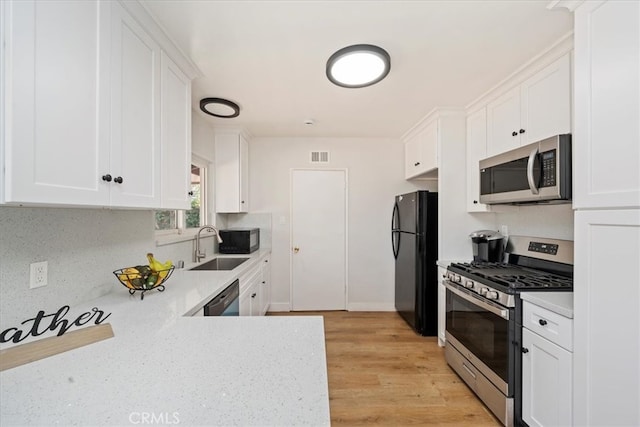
[289,168,349,310]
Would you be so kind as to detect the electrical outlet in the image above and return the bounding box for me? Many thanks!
[30,261,48,289]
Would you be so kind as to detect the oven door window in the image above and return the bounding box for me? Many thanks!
[446,289,509,383]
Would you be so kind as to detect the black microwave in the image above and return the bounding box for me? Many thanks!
[218,228,260,254]
[479,134,571,205]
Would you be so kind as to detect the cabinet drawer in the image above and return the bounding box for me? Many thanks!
[523,302,573,351]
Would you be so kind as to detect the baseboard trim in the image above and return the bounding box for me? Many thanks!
[267,303,291,312]
[347,303,396,312]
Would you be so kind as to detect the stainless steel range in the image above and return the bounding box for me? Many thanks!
[444,235,573,426]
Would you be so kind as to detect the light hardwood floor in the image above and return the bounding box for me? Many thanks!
[272,311,501,426]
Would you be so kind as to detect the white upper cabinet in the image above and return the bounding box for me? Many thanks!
[215,131,249,213]
[466,107,490,212]
[160,52,192,210]
[2,0,111,206]
[404,119,438,179]
[109,1,161,208]
[487,53,571,157]
[1,0,197,209]
[573,0,640,209]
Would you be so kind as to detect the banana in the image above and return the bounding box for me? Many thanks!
[146,253,173,280]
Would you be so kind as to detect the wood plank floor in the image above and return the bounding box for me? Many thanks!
[271,311,501,426]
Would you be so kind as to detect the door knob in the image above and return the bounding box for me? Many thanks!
[293,247,300,253]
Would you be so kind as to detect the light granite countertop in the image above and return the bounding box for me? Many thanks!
[520,291,574,318]
[0,250,331,426]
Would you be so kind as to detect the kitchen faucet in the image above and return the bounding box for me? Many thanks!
[194,225,223,262]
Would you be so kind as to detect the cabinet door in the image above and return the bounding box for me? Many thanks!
[239,133,249,212]
[260,256,271,315]
[239,286,252,316]
[418,120,438,174]
[3,0,110,206]
[160,52,191,210]
[520,53,571,145]
[404,134,421,179]
[466,108,490,212]
[215,132,249,213]
[486,86,521,156]
[437,266,447,347]
[522,328,572,427]
[574,208,640,426]
[109,1,161,208]
[574,0,640,209]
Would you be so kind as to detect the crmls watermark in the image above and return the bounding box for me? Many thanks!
[129,412,180,425]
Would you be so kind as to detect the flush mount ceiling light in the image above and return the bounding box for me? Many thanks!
[326,44,391,88]
[199,97,240,118]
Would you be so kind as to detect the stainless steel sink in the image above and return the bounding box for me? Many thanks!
[189,257,249,271]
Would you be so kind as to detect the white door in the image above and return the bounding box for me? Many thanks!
[291,169,346,310]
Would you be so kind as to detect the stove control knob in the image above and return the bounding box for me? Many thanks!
[486,291,499,300]
[454,274,462,283]
[479,287,489,296]
[464,280,474,289]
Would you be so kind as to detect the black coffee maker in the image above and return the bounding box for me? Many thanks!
[469,230,505,262]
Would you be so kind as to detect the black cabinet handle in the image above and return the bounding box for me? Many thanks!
[519,129,526,134]
[511,131,518,136]
[522,347,529,354]
[102,174,112,182]
[538,319,548,326]
[114,176,123,184]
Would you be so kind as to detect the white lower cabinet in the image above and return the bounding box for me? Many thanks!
[239,254,270,317]
[260,255,271,315]
[437,266,447,347]
[521,301,573,427]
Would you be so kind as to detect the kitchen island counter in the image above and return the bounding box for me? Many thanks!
[0,250,330,426]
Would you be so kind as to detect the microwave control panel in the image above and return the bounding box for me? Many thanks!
[541,149,556,187]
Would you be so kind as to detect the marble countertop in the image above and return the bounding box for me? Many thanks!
[520,291,574,318]
[0,250,331,426]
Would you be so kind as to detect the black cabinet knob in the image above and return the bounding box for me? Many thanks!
[241,200,245,204]
[188,191,194,196]
[262,281,265,284]
[511,131,518,136]
[539,319,548,326]
[114,176,123,184]
[473,200,478,204]
[251,293,257,298]
[102,174,112,182]
[519,129,526,134]
[414,162,420,166]
[522,347,529,354]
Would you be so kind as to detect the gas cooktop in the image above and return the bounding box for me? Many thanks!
[448,262,573,291]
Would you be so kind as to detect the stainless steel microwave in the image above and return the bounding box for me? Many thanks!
[479,134,571,205]
[218,228,260,254]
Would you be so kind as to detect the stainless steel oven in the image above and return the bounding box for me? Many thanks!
[444,236,573,427]
[445,279,516,426]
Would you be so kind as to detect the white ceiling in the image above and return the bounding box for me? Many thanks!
[143,0,573,138]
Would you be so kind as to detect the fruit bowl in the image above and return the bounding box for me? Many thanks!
[113,265,175,300]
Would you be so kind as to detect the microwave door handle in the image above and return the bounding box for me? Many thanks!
[527,147,540,195]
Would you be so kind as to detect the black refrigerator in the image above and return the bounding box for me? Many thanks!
[391,191,438,336]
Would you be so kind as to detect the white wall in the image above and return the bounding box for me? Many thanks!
[249,137,433,311]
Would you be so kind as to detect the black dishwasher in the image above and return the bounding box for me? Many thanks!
[203,280,240,316]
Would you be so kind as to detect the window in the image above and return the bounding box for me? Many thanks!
[155,156,208,234]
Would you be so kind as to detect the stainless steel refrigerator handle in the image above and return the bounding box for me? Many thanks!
[444,281,509,320]
[527,147,540,195]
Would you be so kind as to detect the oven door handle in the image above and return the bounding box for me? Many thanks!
[527,146,540,195]
[445,282,510,320]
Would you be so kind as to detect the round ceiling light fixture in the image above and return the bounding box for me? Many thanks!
[326,44,391,88]
[199,97,240,118]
